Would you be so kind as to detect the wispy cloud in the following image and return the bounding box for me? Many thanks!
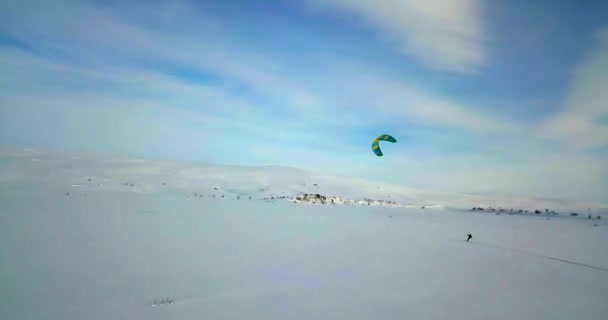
[535,28,608,150]
[0,0,509,137]
[305,0,486,74]
[311,64,517,134]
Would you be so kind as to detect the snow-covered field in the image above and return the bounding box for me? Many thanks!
[1,146,607,320]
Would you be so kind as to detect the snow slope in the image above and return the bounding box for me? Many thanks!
[1,146,607,320]
[1,146,605,213]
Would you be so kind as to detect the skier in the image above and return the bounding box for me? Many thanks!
[466,234,473,242]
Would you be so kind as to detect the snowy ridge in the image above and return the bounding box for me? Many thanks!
[0,146,605,213]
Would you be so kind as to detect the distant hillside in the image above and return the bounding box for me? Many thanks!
[1,145,605,213]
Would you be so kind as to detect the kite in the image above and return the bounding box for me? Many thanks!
[371,134,397,156]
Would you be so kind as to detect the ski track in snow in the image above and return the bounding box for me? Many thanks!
[468,242,608,272]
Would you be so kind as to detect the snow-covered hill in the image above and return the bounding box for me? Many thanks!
[1,146,605,214]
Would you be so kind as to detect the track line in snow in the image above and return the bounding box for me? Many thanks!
[467,241,608,272]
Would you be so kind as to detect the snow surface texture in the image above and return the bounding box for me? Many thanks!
[1,146,607,320]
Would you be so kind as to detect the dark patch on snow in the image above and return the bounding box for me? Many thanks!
[149,298,174,307]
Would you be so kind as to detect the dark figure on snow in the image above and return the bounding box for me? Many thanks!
[466,234,473,242]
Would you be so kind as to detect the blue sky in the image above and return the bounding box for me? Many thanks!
[1,0,607,201]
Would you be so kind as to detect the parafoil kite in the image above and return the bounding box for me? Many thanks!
[371,134,397,156]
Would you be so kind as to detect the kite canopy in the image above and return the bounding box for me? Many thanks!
[371,134,397,156]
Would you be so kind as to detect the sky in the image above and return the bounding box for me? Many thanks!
[1,0,607,202]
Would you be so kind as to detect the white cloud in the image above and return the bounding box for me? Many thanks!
[0,47,358,160]
[306,0,486,73]
[0,1,507,136]
[312,64,519,134]
[535,28,608,150]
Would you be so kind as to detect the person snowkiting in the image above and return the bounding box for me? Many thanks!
[466,234,473,242]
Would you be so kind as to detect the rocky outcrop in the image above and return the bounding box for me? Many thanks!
[292,193,410,208]
[294,193,327,204]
